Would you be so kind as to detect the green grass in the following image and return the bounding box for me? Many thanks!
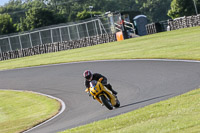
[61,88,200,133]
[0,26,200,70]
[0,26,200,133]
[0,90,60,133]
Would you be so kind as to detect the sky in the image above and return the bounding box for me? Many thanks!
[0,0,9,6]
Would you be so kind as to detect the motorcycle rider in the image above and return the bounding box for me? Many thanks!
[83,70,118,96]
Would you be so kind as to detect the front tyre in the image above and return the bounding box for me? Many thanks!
[100,95,113,110]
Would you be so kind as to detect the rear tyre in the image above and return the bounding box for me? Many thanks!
[100,95,113,110]
[114,98,120,108]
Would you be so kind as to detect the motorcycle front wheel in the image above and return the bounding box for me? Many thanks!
[100,95,113,110]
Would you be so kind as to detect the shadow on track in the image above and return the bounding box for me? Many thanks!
[119,94,173,108]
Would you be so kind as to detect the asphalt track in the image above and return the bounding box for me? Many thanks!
[1,59,200,133]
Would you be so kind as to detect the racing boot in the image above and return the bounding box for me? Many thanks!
[105,84,118,95]
[111,89,118,95]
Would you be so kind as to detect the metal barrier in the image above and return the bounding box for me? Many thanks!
[0,34,116,61]
[0,18,111,53]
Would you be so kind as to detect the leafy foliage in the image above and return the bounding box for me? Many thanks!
[168,0,199,19]
[0,0,199,35]
[77,10,102,20]
[139,0,171,22]
[0,13,15,34]
[24,7,55,30]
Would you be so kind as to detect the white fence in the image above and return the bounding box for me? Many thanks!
[0,18,111,53]
[0,34,117,61]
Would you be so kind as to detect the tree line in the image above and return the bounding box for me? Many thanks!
[0,0,199,36]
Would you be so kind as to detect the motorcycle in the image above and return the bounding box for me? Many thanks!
[85,78,120,110]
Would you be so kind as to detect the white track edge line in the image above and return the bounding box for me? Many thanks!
[23,91,66,133]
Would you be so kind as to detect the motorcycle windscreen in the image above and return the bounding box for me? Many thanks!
[90,80,97,88]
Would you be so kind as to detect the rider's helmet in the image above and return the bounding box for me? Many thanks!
[83,70,93,81]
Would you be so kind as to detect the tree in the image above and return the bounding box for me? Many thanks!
[23,7,56,30]
[0,14,15,35]
[0,0,179,35]
[77,10,102,20]
[0,0,26,24]
[168,0,198,19]
[77,10,91,20]
[137,0,172,22]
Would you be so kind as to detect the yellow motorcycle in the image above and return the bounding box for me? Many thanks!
[85,78,120,110]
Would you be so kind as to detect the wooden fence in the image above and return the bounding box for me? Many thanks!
[146,23,159,34]
[0,34,116,61]
[146,14,200,34]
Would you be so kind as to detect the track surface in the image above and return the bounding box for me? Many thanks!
[0,60,200,133]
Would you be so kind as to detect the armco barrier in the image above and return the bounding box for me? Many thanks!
[0,34,116,61]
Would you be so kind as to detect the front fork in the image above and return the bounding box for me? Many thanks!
[97,92,116,106]
[86,88,103,104]
[95,96,103,104]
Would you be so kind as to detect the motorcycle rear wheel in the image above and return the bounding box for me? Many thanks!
[114,98,120,108]
[100,95,113,110]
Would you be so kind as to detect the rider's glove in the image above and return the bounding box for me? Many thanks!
[87,92,91,96]
[85,88,91,96]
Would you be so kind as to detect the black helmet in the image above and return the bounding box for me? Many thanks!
[83,70,93,81]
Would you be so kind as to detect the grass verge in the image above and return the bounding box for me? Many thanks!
[61,88,200,133]
[0,90,60,133]
[0,26,200,70]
